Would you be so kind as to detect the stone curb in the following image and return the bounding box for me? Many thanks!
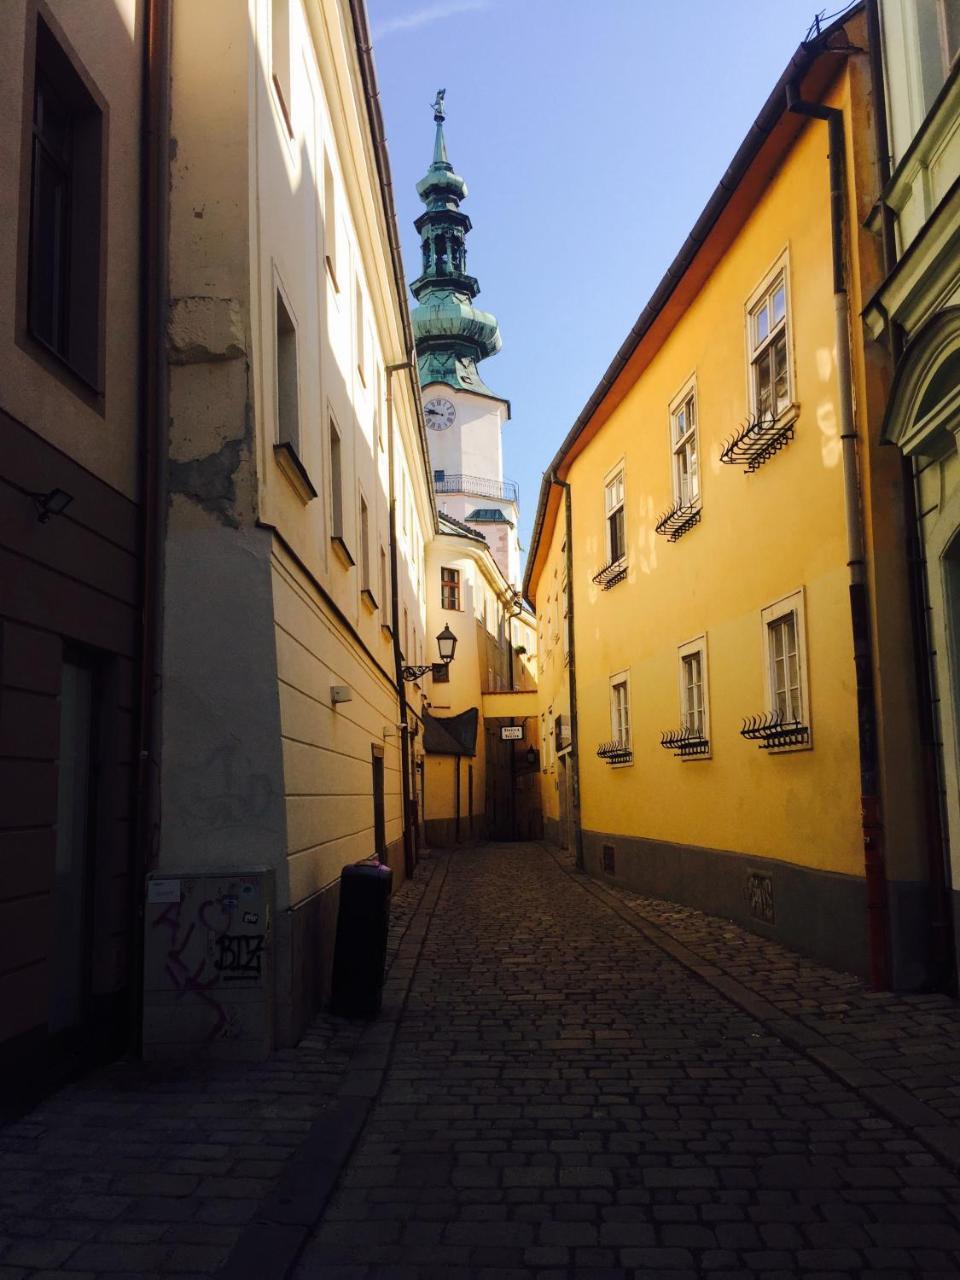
[549,846,960,1173]
[217,852,450,1280]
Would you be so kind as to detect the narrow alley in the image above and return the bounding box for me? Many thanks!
[289,845,960,1277]
[5,844,960,1279]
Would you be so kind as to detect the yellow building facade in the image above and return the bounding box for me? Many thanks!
[526,10,933,986]
[423,517,538,846]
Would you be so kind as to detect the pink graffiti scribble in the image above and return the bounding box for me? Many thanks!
[153,892,229,1042]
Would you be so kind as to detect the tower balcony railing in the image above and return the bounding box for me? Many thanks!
[433,472,519,504]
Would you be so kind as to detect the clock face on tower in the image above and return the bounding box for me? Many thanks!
[424,397,456,431]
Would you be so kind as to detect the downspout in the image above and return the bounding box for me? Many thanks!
[787,79,890,988]
[132,0,171,1054]
[552,474,584,871]
[387,361,415,879]
[865,0,954,985]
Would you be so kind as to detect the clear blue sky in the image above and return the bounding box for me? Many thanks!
[367,0,833,556]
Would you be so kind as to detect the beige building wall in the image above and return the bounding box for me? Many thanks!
[0,0,142,497]
[156,0,432,1054]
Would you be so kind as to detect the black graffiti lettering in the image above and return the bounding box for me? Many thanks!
[214,933,265,978]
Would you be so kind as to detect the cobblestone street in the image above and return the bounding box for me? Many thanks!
[4,844,960,1279]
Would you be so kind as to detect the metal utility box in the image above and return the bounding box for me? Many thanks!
[330,861,392,1018]
[142,869,274,1061]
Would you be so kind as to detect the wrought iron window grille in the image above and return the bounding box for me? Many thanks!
[654,498,701,542]
[597,739,633,765]
[720,410,795,473]
[659,726,710,757]
[591,557,627,590]
[740,710,810,750]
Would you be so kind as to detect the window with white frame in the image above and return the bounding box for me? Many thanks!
[604,467,625,563]
[329,417,344,540]
[671,383,700,507]
[359,492,372,598]
[761,590,809,730]
[609,672,631,749]
[749,268,790,421]
[271,0,292,135]
[678,636,709,743]
[380,545,389,626]
[323,153,338,289]
[275,288,300,452]
[355,279,365,384]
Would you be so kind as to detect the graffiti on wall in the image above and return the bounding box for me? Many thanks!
[148,875,268,1044]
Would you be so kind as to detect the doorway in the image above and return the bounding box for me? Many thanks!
[372,746,386,863]
[49,655,97,1046]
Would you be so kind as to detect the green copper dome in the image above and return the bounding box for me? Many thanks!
[410,91,502,397]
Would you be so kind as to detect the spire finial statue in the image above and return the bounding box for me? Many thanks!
[431,88,446,123]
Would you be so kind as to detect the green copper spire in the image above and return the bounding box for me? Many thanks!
[410,90,502,397]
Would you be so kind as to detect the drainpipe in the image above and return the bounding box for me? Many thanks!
[387,361,416,879]
[787,81,890,988]
[552,474,584,870]
[865,0,955,986]
[131,0,171,1055]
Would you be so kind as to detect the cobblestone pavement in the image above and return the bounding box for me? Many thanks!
[0,856,438,1280]
[296,843,960,1279]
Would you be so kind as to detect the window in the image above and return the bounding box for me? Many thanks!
[275,289,299,452]
[403,607,409,659]
[375,364,384,450]
[380,545,390,627]
[610,672,631,751]
[749,269,790,421]
[916,1,960,111]
[329,418,344,539]
[605,467,625,563]
[441,566,460,610]
[271,0,292,134]
[359,492,373,599]
[355,279,365,384]
[678,635,709,748]
[323,153,338,289]
[761,590,810,733]
[28,19,104,389]
[671,383,699,507]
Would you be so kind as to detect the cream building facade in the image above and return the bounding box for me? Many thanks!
[867,0,960,985]
[151,0,434,1055]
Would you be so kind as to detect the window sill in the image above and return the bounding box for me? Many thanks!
[20,327,105,413]
[592,557,628,590]
[273,442,318,504]
[357,364,366,388]
[361,587,378,611]
[331,534,355,568]
[381,621,393,638]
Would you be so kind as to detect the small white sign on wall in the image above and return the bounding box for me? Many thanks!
[147,878,182,904]
[500,725,523,741]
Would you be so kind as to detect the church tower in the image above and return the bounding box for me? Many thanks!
[411,91,519,587]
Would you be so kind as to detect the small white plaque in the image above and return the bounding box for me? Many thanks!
[148,878,181,904]
[500,726,523,741]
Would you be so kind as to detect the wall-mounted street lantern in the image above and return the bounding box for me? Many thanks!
[29,487,74,523]
[402,624,458,683]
